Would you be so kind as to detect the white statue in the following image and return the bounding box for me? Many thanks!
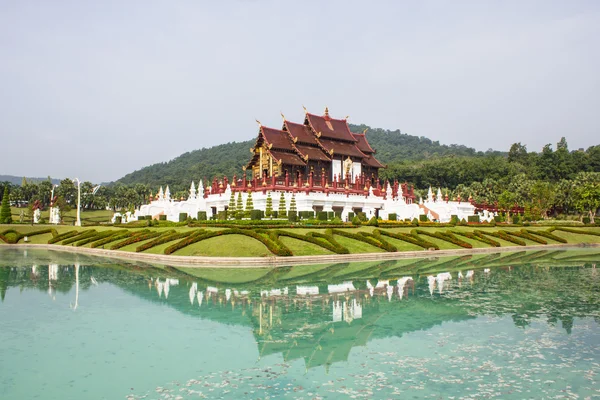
[33,208,41,224]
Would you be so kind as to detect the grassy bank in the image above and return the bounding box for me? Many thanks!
[1,223,599,257]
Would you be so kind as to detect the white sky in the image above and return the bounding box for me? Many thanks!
[1,0,599,183]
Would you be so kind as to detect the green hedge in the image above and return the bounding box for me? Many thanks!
[74,231,118,247]
[331,229,397,252]
[179,213,188,222]
[90,231,135,248]
[110,231,162,250]
[551,227,600,237]
[452,231,500,247]
[136,230,193,252]
[377,229,439,250]
[413,229,473,249]
[250,209,263,220]
[271,230,349,254]
[0,228,56,244]
[47,230,80,244]
[524,229,567,243]
[307,231,350,254]
[317,211,328,221]
[468,215,480,223]
[388,213,397,221]
[503,230,547,244]
[159,215,167,221]
[475,230,526,246]
[62,230,98,245]
[197,211,207,221]
[419,214,428,222]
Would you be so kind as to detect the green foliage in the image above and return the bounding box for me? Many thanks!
[250,209,263,220]
[367,216,378,226]
[136,231,192,252]
[265,192,273,218]
[235,192,244,219]
[377,229,439,250]
[0,186,12,224]
[524,229,567,243]
[288,211,298,222]
[468,215,480,223]
[419,214,428,222]
[278,192,287,218]
[110,231,161,250]
[356,212,367,222]
[179,213,188,222]
[331,229,397,252]
[317,211,328,221]
[228,191,236,219]
[388,213,397,221]
[452,231,500,247]
[245,192,254,218]
[273,230,349,254]
[351,216,361,226]
[475,230,527,246]
[414,229,472,248]
[197,211,207,221]
[159,215,167,221]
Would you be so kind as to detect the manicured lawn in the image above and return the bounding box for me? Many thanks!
[331,235,385,253]
[173,235,272,257]
[279,237,334,256]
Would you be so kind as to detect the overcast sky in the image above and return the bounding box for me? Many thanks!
[1,0,599,183]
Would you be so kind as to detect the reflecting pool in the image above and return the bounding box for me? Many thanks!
[0,248,599,399]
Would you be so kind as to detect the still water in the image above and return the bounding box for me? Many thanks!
[0,248,599,399]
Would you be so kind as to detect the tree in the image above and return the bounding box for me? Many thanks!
[497,190,516,224]
[278,192,287,218]
[572,172,600,223]
[508,142,528,165]
[0,186,12,224]
[235,192,243,220]
[288,193,297,222]
[228,191,236,219]
[245,191,253,218]
[265,192,273,218]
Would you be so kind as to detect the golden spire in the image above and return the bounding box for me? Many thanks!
[363,128,368,134]
[324,106,329,117]
[280,112,286,121]
[255,119,262,127]
[345,115,350,120]
[302,105,308,114]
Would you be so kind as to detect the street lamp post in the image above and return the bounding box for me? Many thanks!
[73,178,81,227]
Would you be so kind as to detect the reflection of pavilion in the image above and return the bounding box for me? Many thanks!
[1,249,599,370]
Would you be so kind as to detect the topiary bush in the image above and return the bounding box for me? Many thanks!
[388,213,397,221]
[197,211,207,221]
[317,211,328,221]
[250,209,263,220]
[179,213,188,222]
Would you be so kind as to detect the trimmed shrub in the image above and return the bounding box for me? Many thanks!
[553,227,600,237]
[159,215,167,221]
[450,215,459,225]
[114,216,122,224]
[419,214,428,222]
[74,231,118,247]
[278,192,287,218]
[0,186,12,224]
[468,215,480,223]
[475,230,526,246]
[288,211,298,222]
[512,214,521,224]
[331,229,397,252]
[48,230,80,244]
[250,209,263,220]
[414,229,472,248]
[90,231,134,248]
[273,230,349,254]
[351,216,361,226]
[367,216,378,226]
[111,231,162,250]
[377,229,439,250]
[136,230,192,252]
[62,230,98,245]
[138,216,145,221]
[348,212,355,220]
[216,210,228,220]
[317,211,328,221]
[265,192,273,218]
[452,230,500,247]
[411,218,419,226]
[197,211,207,221]
[388,213,397,221]
[524,229,567,243]
[356,212,367,222]
[504,230,547,244]
[582,216,591,224]
[179,213,188,222]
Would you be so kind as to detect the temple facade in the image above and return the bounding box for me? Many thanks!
[248,107,384,187]
[131,107,477,223]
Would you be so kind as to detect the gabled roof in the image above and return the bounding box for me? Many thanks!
[270,150,307,166]
[261,126,296,151]
[294,143,331,162]
[318,138,368,158]
[352,133,376,154]
[283,120,319,145]
[306,112,357,142]
[362,155,385,168]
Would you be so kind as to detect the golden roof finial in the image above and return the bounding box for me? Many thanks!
[324,106,329,116]
[345,115,350,120]
[363,128,368,134]
[255,119,262,127]
[280,112,286,121]
[302,105,308,114]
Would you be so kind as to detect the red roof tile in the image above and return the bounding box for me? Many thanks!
[269,150,307,166]
[295,144,331,162]
[306,113,357,142]
[283,121,318,145]
[352,133,375,154]
[362,155,385,168]
[261,126,295,151]
[317,138,367,158]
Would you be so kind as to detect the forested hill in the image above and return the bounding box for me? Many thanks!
[116,124,495,191]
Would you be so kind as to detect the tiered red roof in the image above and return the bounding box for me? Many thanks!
[249,107,383,171]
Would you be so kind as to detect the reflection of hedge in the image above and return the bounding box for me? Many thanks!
[90,231,134,248]
[414,229,473,249]
[377,229,439,250]
[111,231,162,250]
[136,230,193,252]
[331,229,397,252]
[272,230,349,254]
[62,230,97,245]
[503,230,547,244]
[525,229,567,243]
[452,231,500,247]
[164,229,292,256]
[475,230,526,246]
